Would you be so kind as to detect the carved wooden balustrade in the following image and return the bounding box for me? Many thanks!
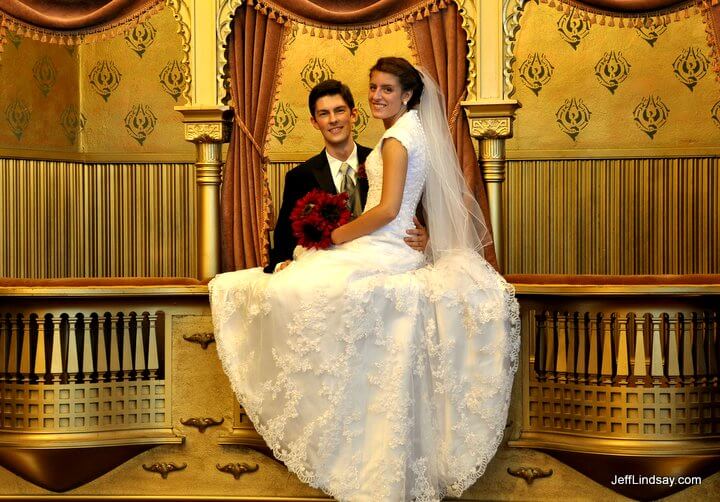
[0,280,195,492]
[508,275,720,500]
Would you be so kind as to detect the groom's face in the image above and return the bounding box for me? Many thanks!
[310,95,357,148]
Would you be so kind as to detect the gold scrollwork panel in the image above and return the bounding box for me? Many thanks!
[503,158,720,275]
[0,159,196,278]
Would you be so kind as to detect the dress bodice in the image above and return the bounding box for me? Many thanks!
[363,110,428,238]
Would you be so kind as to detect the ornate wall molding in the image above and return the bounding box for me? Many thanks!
[454,0,478,100]
[503,0,529,98]
[165,0,193,104]
[216,1,244,103]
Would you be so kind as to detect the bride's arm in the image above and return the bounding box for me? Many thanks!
[330,138,407,245]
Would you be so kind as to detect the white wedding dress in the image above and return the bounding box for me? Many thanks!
[210,109,520,501]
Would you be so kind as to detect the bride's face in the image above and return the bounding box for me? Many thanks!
[368,71,412,121]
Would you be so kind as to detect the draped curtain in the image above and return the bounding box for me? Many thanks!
[0,0,163,42]
[224,0,498,269]
[222,7,285,270]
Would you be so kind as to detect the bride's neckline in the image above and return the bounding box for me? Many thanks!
[384,109,416,130]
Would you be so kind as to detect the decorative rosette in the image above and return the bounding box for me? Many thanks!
[291,189,351,250]
[356,162,367,180]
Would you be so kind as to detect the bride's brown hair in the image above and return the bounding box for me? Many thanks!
[369,57,424,109]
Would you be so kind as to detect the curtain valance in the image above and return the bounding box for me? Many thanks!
[0,0,164,43]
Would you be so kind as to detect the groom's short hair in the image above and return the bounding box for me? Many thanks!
[308,79,355,117]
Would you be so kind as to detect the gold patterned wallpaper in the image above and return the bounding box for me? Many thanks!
[266,23,416,160]
[508,3,720,157]
[0,32,79,153]
[0,6,191,158]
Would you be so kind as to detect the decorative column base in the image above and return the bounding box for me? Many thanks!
[463,100,519,273]
[175,106,233,280]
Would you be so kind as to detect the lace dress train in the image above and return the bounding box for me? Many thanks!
[209,110,520,501]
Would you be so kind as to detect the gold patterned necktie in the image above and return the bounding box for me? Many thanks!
[339,162,363,217]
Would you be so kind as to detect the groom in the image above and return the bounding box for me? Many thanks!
[265,79,427,273]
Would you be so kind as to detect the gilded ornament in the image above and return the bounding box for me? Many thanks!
[507,466,553,484]
[60,105,87,145]
[503,0,529,98]
[711,101,720,130]
[184,123,230,143]
[594,51,631,94]
[165,0,191,104]
[353,105,370,140]
[557,9,590,50]
[470,118,511,139]
[32,56,56,96]
[180,417,224,433]
[159,60,186,102]
[88,60,122,102]
[300,58,335,91]
[183,332,215,349]
[519,53,554,96]
[672,47,710,91]
[555,98,591,141]
[633,95,669,139]
[216,462,259,479]
[270,101,298,144]
[636,22,667,47]
[125,21,157,57]
[124,104,158,145]
[5,99,31,140]
[338,29,369,55]
[142,462,187,479]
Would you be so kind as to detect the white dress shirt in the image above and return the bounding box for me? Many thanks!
[326,144,359,193]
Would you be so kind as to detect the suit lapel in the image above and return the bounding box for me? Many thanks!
[310,151,337,194]
[357,145,371,208]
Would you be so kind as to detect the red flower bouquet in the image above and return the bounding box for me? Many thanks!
[290,189,352,250]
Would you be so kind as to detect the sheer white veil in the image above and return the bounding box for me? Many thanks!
[416,68,493,262]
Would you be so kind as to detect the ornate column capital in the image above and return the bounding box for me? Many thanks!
[462,99,520,139]
[175,105,233,143]
[176,105,231,280]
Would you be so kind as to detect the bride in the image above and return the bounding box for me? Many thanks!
[210,57,520,501]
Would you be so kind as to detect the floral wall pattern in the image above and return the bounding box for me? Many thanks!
[0,6,190,156]
[508,3,720,156]
[0,34,79,151]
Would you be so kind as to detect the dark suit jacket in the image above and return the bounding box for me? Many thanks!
[265,145,372,272]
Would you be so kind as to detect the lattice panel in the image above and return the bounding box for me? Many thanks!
[528,382,720,438]
[1,381,167,431]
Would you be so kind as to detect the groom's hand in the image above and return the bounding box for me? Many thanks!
[275,260,292,272]
[404,216,428,252]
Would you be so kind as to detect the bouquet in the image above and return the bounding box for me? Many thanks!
[290,189,352,250]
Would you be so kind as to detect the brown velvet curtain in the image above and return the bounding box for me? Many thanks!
[571,0,689,12]
[411,3,498,269]
[262,0,438,25]
[0,0,162,32]
[222,6,285,270]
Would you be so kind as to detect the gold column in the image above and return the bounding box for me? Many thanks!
[176,106,232,280]
[463,100,519,272]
